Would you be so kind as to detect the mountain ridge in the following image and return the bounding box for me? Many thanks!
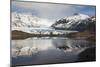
[51,13,96,31]
[12,12,48,28]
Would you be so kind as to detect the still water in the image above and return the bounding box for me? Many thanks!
[11,37,95,66]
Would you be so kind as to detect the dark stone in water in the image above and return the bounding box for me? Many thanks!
[78,47,96,62]
[58,45,69,50]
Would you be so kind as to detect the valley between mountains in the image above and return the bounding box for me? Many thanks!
[11,12,96,41]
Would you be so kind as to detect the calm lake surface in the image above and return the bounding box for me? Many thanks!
[11,37,95,66]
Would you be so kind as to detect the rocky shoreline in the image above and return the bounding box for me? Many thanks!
[12,30,34,40]
[78,47,96,62]
[67,31,96,41]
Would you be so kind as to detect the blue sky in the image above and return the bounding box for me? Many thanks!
[12,1,96,21]
[78,6,95,16]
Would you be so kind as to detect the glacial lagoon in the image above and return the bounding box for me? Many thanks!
[11,37,95,66]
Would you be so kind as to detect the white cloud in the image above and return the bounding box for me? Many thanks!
[12,1,84,20]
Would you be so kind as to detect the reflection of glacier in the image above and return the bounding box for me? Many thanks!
[12,37,95,57]
[52,38,95,52]
[12,38,54,57]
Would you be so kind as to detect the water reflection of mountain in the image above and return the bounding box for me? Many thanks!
[12,37,96,66]
[52,38,95,52]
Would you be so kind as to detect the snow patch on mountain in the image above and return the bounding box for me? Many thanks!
[52,13,95,31]
[12,12,53,32]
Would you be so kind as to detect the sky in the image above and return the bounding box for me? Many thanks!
[12,1,96,25]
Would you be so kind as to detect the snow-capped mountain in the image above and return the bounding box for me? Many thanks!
[51,13,96,31]
[12,12,49,29]
[12,12,54,33]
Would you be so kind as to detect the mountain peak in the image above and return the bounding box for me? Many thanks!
[73,13,89,17]
[73,13,80,15]
[64,13,90,21]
